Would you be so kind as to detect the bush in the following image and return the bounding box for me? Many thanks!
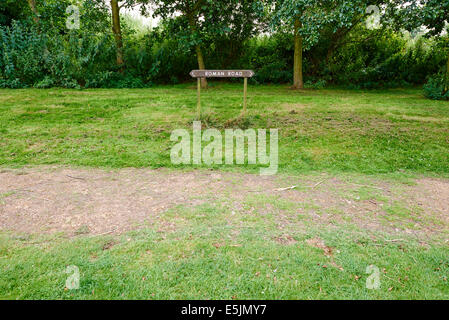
[0,11,446,89]
[244,35,292,84]
[0,21,47,86]
[327,28,446,89]
[0,78,24,88]
[85,71,146,88]
[34,76,54,89]
[423,73,449,100]
[0,20,118,88]
[305,79,327,89]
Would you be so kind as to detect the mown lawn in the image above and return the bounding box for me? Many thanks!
[0,84,448,300]
[1,215,448,300]
[0,84,448,174]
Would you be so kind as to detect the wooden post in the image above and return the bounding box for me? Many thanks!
[197,78,201,118]
[243,77,248,115]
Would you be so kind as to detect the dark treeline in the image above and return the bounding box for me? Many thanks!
[0,0,448,99]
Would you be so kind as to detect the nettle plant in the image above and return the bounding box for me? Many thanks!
[0,21,47,88]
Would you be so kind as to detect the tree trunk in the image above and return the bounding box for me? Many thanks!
[195,45,208,89]
[293,18,304,90]
[111,0,124,71]
[27,0,39,23]
[188,14,208,89]
[446,52,449,92]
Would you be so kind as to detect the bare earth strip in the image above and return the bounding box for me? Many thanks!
[0,167,448,240]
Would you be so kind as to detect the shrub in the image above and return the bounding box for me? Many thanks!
[305,79,327,89]
[327,28,446,88]
[244,35,292,84]
[0,78,24,89]
[85,71,146,88]
[423,73,449,100]
[0,12,446,89]
[34,76,55,89]
[0,21,47,86]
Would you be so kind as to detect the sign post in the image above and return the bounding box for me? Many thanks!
[190,70,255,117]
[243,77,248,114]
[197,78,201,118]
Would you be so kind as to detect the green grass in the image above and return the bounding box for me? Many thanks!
[1,220,448,299]
[1,173,448,300]
[0,84,448,174]
[0,85,448,299]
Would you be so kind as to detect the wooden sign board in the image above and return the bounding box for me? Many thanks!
[190,70,255,78]
[191,70,255,118]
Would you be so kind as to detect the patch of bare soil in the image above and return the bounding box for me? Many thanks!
[306,237,344,271]
[0,167,448,238]
[274,234,298,245]
[412,178,449,226]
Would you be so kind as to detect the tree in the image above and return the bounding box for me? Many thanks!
[110,0,124,69]
[270,0,346,89]
[388,0,448,91]
[27,0,39,23]
[271,0,331,89]
[35,0,81,32]
[0,0,29,26]
[151,0,210,88]
[420,0,449,91]
[151,0,258,89]
[323,1,388,65]
[271,0,391,89]
[94,0,147,70]
[207,0,264,69]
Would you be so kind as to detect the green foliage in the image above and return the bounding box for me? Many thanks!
[327,27,446,88]
[34,76,55,89]
[0,20,117,88]
[245,35,292,83]
[0,78,24,89]
[0,21,47,86]
[0,17,445,89]
[0,0,447,91]
[423,73,449,100]
[271,0,328,49]
[0,0,29,26]
[85,71,146,88]
[152,0,264,50]
[392,0,449,36]
[270,0,374,49]
[305,79,326,89]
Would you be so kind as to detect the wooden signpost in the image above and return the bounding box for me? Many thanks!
[190,70,255,117]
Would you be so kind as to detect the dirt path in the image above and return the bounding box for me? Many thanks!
[0,167,448,238]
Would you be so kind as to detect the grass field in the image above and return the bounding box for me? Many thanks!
[0,84,448,174]
[1,226,448,299]
[0,84,448,299]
